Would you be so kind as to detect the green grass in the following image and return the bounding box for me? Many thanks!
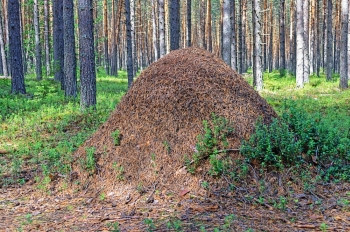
[0,69,128,186]
[0,68,349,187]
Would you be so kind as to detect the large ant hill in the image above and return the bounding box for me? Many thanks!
[72,47,277,197]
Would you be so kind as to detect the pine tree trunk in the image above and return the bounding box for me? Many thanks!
[8,0,25,94]
[33,0,42,80]
[110,0,117,76]
[53,0,64,89]
[206,0,212,52]
[186,0,191,47]
[78,0,96,108]
[152,0,158,60]
[125,0,134,88]
[238,0,243,73]
[158,0,165,57]
[230,0,236,70]
[296,0,304,88]
[63,0,77,97]
[316,0,321,76]
[169,0,180,51]
[253,0,263,91]
[103,0,110,75]
[303,0,309,83]
[200,0,206,48]
[222,0,230,65]
[326,0,333,81]
[339,0,349,89]
[241,0,247,72]
[44,0,50,76]
[0,12,8,77]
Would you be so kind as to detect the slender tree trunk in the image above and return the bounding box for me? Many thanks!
[158,0,165,57]
[110,0,117,76]
[169,0,180,51]
[230,0,236,70]
[0,12,8,77]
[200,0,206,48]
[63,0,77,97]
[44,0,50,76]
[316,0,321,76]
[222,0,230,65]
[78,0,96,108]
[125,0,134,88]
[296,0,304,88]
[303,0,309,83]
[33,0,42,80]
[53,0,64,89]
[186,0,191,47]
[326,0,333,81]
[8,0,25,94]
[238,0,243,73]
[206,0,212,52]
[152,0,158,60]
[339,0,349,89]
[103,0,109,75]
[253,0,263,91]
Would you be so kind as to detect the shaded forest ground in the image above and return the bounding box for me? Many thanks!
[0,70,349,231]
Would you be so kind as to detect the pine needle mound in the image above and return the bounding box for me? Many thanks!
[72,48,277,194]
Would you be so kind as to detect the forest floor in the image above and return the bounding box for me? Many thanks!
[0,70,349,231]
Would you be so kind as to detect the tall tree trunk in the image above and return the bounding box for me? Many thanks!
[63,0,77,97]
[303,0,309,83]
[253,0,263,91]
[326,0,333,81]
[222,0,231,65]
[131,0,137,75]
[8,0,25,94]
[339,0,349,89]
[296,0,304,88]
[230,0,236,70]
[0,12,8,77]
[200,0,206,48]
[110,0,117,76]
[152,0,158,60]
[169,0,180,51]
[206,0,212,52]
[125,0,134,88]
[78,0,96,108]
[103,0,109,75]
[33,0,42,80]
[158,0,165,57]
[53,0,64,89]
[316,0,321,76]
[238,0,243,73]
[43,0,50,76]
[186,0,191,47]
[279,0,286,77]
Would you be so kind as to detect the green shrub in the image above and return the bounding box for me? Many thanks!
[111,129,121,146]
[241,103,350,180]
[84,147,96,173]
[186,113,234,176]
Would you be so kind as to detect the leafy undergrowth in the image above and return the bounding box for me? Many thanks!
[0,70,128,187]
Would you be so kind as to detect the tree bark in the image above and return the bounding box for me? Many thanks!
[303,0,309,83]
[339,0,349,89]
[296,0,304,88]
[158,0,165,57]
[103,0,109,75]
[78,0,96,108]
[252,0,263,91]
[206,0,212,52]
[53,0,64,89]
[63,0,77,97]
[230,0,236,70]
[125,0,134,88]
[222,0,230,65]
[326,0,333,81]
[279,0,285,76]
[169,0,180,51]
[186,0,191,47]
[152,0,158,60]
[44,0,50,76]
[0,11,8,77]
[8,0,25,94]
[33,0,42,80]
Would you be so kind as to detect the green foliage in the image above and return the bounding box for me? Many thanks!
[186,113,234,176]
[241,103,350,181]
[166,219,183,232]
[84,147,96,173]
[143,218,156,232]
[107,222,120,232]
[111,129,121,146]
[163,140,171,154]
[319,222,328,232]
